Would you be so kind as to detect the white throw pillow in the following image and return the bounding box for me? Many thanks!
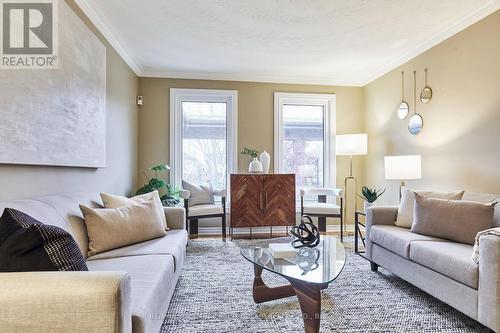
[100,190,168,230]
[395,187,465,228]
[182,180,215,207]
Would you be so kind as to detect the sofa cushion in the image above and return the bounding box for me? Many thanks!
[370,225,445,258]
[188,204,223,217]
[411,193,496,245]
[303,202,341,215]
[462,192,500,227]
[0,208,87,272]
[86,230,187,271]
[409,241,479,289]
[86,254,175,333]
[36,192,104,257]
[80,200,167,257]
[395,187,464,228]
[100,190,168,230]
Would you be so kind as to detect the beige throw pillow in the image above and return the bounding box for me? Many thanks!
[411,193,496,245]
[395,187,464,228]
[80,200,167,257]
[100,190,168,230]
[182,180,215,207]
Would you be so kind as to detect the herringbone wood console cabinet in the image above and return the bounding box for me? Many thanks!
[230,174,295,227]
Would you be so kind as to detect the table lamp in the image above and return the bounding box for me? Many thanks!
[384,155,422,200]
[336,134,368,234]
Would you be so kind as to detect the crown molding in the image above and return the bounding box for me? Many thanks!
[362,1,500,85]
[75,0,500,86]
[74,0,142,75]
[139,69,364,86]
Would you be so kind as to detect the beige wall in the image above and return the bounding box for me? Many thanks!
[0,1,138,201]
[364,10,500,204]
[138,78,365,223]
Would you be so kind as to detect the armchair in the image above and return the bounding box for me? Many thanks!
[180,187,227,240]
[300,188,344,240]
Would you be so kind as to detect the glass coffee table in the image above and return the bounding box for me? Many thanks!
[240,236,346,333]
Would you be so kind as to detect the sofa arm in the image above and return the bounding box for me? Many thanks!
[0,271,131,333]
[164,206,186,230]
[365,206,398,260]
[478,234,500,332]
[366,206,398,228]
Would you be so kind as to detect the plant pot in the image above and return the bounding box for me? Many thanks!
[248,157,263,173]
[259,150,271,173]
[364,201,374,211]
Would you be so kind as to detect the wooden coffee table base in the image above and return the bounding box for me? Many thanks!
[252,265,324,333]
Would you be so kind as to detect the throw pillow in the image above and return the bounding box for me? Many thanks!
[411,193,496,244]
[0,208,88,271]
[182,180,215,207]
[80,199,167,257]
[395,187,464,228]
[100,190,168,230]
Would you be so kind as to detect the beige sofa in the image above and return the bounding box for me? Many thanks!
[366,191,500,332]
[0,192,188,333]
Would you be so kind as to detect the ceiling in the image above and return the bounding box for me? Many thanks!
[76,0,500,86]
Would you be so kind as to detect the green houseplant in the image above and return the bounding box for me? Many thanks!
[358,186,386,210]
[136,164,181,206]
[240,147,259,158]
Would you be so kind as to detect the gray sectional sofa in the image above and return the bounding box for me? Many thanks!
[0,192,188,333]
[366,191,500,332]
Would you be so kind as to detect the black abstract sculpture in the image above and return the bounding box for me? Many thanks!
[290,215,320,249]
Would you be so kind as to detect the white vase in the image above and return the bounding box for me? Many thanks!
[248,157,263,173]
[364,201,374,211]
[259,150,271,173]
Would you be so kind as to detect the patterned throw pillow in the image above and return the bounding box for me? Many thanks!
[0,208,88,272]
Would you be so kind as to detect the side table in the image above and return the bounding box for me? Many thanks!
[354,210,367,258]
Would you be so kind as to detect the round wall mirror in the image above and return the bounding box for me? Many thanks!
[408,114,423,135]
[398,101,409,119]
[397,71,409,119]
[420,68,432,104]
[420,87,432,104]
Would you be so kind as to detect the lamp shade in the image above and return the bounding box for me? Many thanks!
[336,134,368,155]
[384,155,422,180]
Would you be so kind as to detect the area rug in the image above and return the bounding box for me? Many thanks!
[160,239,491,333]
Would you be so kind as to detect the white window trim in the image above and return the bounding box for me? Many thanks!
[170,88,238,189]
[273,92,336,190]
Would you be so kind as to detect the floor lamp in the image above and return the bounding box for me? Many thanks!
[336,134,368,235]
[384,155,422,201]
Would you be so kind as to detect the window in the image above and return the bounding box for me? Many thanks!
[170,89,237,190]
[274,93,335,197]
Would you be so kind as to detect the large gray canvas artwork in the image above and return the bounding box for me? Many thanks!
[0,1,106,167]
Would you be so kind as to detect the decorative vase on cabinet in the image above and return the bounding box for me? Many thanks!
[259,150,271,173]
[248,157,263,173]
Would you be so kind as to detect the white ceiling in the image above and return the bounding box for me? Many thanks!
[76,0,500,86]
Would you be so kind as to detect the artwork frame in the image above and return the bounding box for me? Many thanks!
[0,0,106,168]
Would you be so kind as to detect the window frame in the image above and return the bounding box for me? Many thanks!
[273,92,336,192]
[170,88,238,189]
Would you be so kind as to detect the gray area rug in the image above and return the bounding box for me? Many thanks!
[161,239,491,333]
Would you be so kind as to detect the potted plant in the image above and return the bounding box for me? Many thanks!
[358,186,386,210]
[240,147,263,173]
[136,164,181,206]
